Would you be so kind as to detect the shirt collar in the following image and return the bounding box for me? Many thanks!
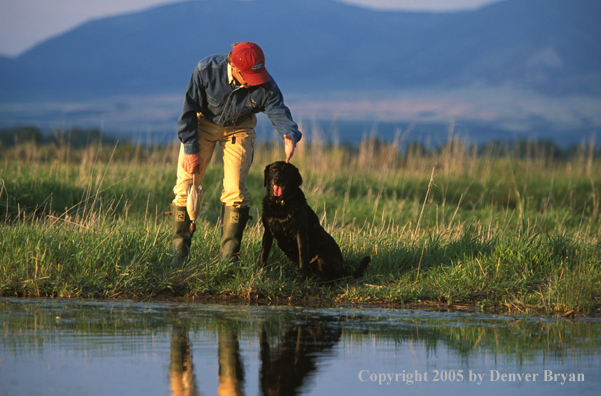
[227,62,234,84]
[228,62,250,88]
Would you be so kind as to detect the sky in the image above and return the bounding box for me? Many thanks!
[0,0,503,57]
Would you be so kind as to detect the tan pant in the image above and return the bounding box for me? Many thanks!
[172,114,256,208]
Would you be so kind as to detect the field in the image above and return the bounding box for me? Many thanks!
[1,127,600,314]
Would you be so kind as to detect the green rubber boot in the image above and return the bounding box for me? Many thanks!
[172,204,191,266]
[220,205,251,266]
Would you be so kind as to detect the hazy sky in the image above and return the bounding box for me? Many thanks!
[0,0,503,57]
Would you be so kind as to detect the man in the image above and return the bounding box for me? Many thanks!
[172,42,302,265]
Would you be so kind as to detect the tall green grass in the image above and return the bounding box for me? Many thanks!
[1,129,600,313]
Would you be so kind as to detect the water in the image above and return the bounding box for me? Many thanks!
[1,298,599,396]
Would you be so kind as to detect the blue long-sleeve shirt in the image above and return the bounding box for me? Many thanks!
[177,54,302,155]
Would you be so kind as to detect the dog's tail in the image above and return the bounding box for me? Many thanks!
[352,256,371,279]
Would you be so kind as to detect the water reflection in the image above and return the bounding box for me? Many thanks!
[170,325,199,396]
[218,327,245,396]
[259,317,341,395]
[1,298,600,396]
[168,315,342,396]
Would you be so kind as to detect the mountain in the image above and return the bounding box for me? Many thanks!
[0,0,600,145]
[1,0,599,100]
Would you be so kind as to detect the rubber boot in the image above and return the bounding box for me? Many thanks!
[172,204,192,266]
[220,205,250,266]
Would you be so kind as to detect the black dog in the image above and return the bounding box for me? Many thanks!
[260,161,370,281]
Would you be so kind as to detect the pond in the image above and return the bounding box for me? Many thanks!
[1,298,599,395]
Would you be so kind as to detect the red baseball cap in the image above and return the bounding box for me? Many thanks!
[230,42,270,86]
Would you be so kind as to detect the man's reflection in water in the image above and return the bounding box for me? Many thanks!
[170,325,199,396]
[218,327,245,396]
[259,317,342,396]
[169,317,341,396]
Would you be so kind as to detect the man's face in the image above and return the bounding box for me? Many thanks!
[231,63,250,88]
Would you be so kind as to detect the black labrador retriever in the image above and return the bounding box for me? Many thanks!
[260,161,370,281]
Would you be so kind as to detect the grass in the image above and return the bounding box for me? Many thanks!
[1,129,600,314]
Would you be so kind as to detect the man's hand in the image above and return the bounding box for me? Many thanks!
[284,133,297,163]
[182,153,202,174]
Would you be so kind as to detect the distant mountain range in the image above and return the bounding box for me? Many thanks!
[1,0,600,144]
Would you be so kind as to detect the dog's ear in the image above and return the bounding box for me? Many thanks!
[294,165,303,186]
[264,165,270,187]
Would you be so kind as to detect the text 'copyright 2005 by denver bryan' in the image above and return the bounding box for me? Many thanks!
[358,369,585,386]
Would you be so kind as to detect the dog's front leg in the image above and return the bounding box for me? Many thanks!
[260,228,274,268]
[296,228,310,281]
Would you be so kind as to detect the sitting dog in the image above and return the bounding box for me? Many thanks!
[260,161,370,281]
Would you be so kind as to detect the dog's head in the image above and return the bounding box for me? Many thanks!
[264,161,303,199]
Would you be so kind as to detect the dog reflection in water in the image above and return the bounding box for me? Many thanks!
[170,326,199,396]
[169,318,341,396]
[259,317,342,396]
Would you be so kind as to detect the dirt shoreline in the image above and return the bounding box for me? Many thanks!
[135,294,597,318]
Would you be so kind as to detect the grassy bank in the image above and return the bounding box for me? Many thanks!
[1,132,600,313]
